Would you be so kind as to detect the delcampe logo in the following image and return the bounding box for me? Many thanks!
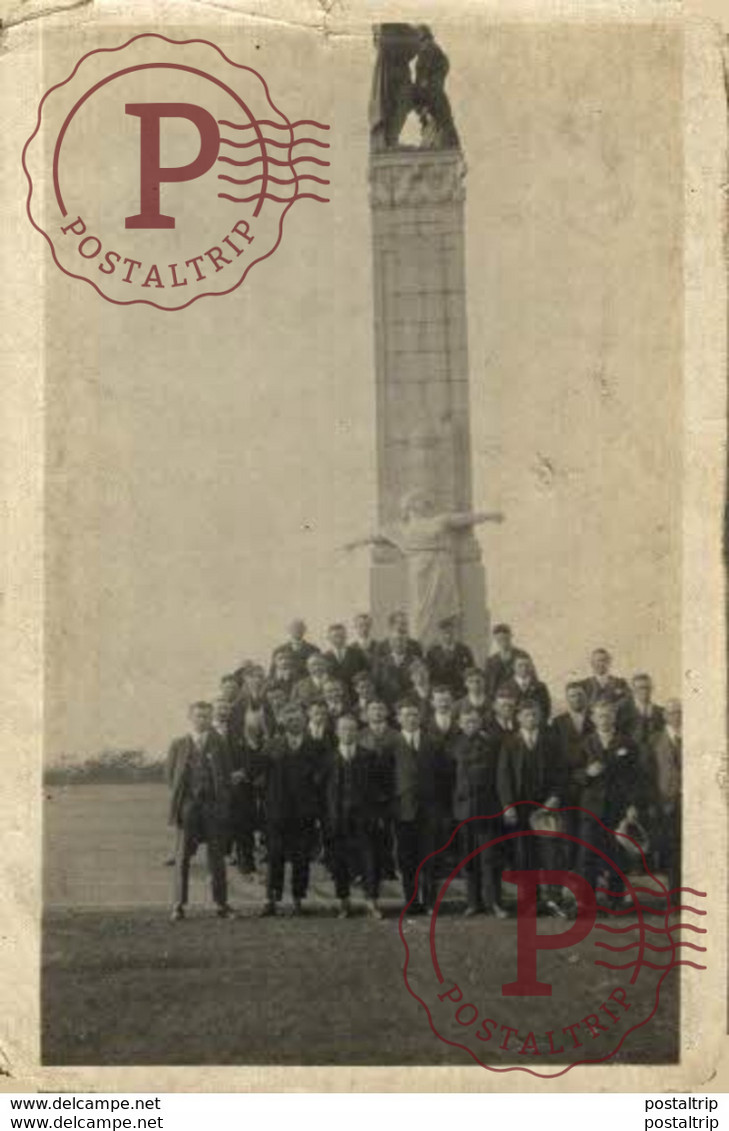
[22,33,330,310]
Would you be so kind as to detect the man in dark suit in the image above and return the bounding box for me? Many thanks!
[483,686,518,744]
[359,699,400,879]
[269,619,320,682]
[322,715,391,919]
[427,686,459,747]
[456,667,491,727]
[497,700,566,915]
[351,669,379,726]
[576,700,641,900]
[229,663,275,745]
[579,648,630,707]
[322,622,367,694]
[408,659,434,725]
[425,616,475,698]
[374,625,421,709]
[393,698,453,914]
[550,681,594,863]
[349,612,380,672]
[500,656,551,721]
[221,698,267,875]
[267,651,298,702]
[452,704,507,918]
[219,672,242,705]
[166,701,234,921]
[617,673,665,746]
[483,623,531,701]
[261,702,321,916]
[646,698,681,893]
[375,610,423,664]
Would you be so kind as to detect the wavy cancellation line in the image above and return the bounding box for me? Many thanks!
[218,173,330,186]
[220,136,330,149]
[218,154,331,167]
[218,191,330,204]
[217,118,330,131]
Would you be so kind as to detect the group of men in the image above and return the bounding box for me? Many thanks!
[165,613,682,922]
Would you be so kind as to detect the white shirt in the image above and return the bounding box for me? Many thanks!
[339,743,356,762]
[403,730,420,751]
[434,711,452,732]
[520,727,538,750]
[287,735,304,752]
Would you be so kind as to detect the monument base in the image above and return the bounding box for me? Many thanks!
[369,545,407,642]
[456,551,489,666]
[369,539,489,659]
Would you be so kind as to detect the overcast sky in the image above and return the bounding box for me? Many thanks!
[41,11,684,758]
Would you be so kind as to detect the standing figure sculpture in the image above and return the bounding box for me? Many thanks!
[369,23,460,152]
[344,491,503,645]
[412,26,460,149]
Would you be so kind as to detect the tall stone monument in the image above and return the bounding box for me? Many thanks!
[365,24,494,657]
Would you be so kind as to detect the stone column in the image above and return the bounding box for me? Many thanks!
[368,148,489,659]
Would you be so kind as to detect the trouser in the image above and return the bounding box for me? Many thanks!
[657,802,681,895]
[460,819,503,909]
[174,800,228,908]
[267,820,314,901]
[397,819,438,909]
[502,813,564,903]
[330,819,387,900]
[577,815,623,895]
[381,818,397,878]
[229,784,260,869]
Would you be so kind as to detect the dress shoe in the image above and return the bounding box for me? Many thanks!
[292,899,304,916]
[170,906,184,922]
[366,900,383,920]
[492,902,509,920]
[216,904,236,919]
[260,901,277,917]
[337,899,352,919]
[463,904,482,918]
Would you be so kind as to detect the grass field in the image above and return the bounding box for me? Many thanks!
[42,784,679,1067]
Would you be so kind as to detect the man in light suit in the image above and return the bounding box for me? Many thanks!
[646,698,682,893]
[293,652,331,710]
[166,701,234,921]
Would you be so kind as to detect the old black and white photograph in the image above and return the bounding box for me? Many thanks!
[1,0,725,1092]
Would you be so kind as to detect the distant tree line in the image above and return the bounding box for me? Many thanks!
[44,748,165,785]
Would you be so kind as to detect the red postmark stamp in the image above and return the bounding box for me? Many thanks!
[400,805,707,1077]
[22,33,330,310]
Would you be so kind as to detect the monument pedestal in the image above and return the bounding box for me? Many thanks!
[369,148,489,658]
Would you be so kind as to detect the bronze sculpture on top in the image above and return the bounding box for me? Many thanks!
[369,24,460,152]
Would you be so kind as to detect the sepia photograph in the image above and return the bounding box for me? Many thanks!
[1,0,718,1085]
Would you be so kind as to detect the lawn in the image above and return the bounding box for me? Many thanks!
[42,784,680,1067]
